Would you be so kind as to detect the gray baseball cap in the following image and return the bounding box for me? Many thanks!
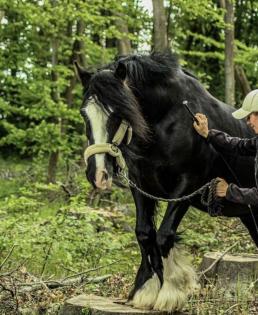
[232,89,258,119]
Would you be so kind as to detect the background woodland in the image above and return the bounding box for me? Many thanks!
[0,1,258,314]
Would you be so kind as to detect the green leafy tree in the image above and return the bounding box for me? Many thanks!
[0,0,149,182]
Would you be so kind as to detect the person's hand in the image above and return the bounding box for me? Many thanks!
[193,113,209,138]
[216,178,229,197]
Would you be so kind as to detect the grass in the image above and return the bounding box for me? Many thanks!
[0,156,257,314]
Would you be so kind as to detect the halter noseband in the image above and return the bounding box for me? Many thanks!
[84,120,132,170]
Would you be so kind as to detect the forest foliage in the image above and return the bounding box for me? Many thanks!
[0,0,258,176]
[1,1,258,313]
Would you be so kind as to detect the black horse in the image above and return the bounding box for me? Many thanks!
[75,53,257,312]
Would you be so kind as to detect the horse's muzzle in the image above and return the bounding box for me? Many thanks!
[95,168,112,190]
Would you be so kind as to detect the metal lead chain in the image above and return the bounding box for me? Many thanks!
[118,171,211,203]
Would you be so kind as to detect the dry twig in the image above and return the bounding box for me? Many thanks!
[224,303,239,313]
[198,241,239,278]
[0,245,16,270]
[62,259,123,282]
[16,274,112,293]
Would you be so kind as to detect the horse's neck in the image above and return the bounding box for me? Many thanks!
[136,95,175,127]
[134,73,190,124]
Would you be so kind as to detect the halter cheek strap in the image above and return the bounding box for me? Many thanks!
[112,120,132,146]
[83,120,132,170]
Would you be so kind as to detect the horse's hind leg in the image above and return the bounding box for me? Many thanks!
[127,189,162,310]
[154,202,198,312]
[240,213,258,248]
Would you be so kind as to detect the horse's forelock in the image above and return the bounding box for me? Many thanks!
[89,70,150,142]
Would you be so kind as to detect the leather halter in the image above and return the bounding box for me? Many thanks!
[84,120,132,170]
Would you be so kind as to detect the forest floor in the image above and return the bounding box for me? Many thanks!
[0,156,257,315]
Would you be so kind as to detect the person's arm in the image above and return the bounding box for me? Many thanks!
[193,113,256,156]
[207,129,256,156]
[226,184,258,206]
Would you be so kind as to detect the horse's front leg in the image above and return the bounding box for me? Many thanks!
[154,201,198,312]
[128,188,162,310]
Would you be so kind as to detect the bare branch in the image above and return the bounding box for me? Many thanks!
[62,259,123,282]
[0,245,16,270]
[16,274,112,293]
[199,241,239,278]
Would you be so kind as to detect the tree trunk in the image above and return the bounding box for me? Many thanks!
[75,20,87,67]
[47,151,59,184]
[152,0,168,52]
[222,0,235,105]
[166,0,173,48]
[0,10,4,22]
[235,64,251,97]
[64,20,86,108]
[47,38,59,184]
[200,252,258,291]
[115,13,132,55]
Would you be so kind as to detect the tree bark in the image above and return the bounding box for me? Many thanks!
[0,10,4,23]
[235,64,251,96]
[221,0,235,105]
[64,19,86,108]
[115,13,132,56]
[47,38,59,184]
[166,0,173,48]
[152,0,168,52]
[75,20,87,68]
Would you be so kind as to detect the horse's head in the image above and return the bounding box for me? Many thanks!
[75,61,149,190]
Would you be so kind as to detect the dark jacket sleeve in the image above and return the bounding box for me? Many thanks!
[207,129,256,156]
[226,183,258,206]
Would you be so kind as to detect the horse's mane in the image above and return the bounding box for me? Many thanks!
[88,69,150,142]
[116,52,180,85]
[87,52,199,142]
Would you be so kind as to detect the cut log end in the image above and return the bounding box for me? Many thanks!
[199,252,258,291]
[59,294,188,315]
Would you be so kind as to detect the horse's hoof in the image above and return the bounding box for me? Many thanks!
[154,246,198,312]
[153,281,187,312]
[128,273,160,310]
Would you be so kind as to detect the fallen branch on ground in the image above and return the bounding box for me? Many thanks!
[59,183,73,197]
[16,274,112,293]
[0,245,16,271]
[62,259,123,281]
[198,241,239,279]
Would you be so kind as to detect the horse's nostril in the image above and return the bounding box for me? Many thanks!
[103,172,108,181]
[95,169,110,189]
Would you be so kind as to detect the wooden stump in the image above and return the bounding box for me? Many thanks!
[59,294,188,315]
[199,252,258,292]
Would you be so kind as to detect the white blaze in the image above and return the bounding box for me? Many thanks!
[85,98,108,171]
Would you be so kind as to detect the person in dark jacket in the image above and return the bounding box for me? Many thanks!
[193,89,258,207]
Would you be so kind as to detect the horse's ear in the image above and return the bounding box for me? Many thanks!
[114,62,127,81]
[74,60,92,87]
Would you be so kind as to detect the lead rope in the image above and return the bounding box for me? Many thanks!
[200,178,223,216]
[118,152,258,236]
[118,171,220,209]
